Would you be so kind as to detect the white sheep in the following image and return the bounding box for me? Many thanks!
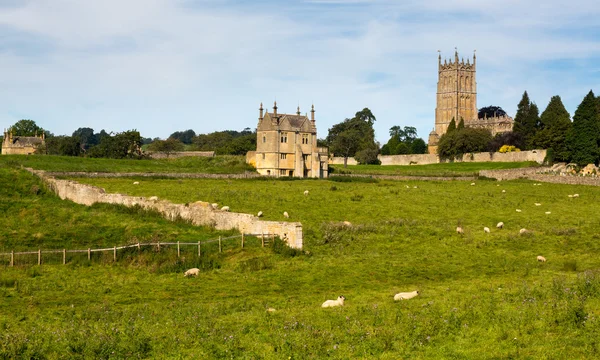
[497,222,504,229]
[456,226,464,235]
[184,268,200,277]
[267,308,276,313]
[516,209,522,213]
[502,190,506,193]
[484,227,490,233]
[537,255,547,262]
[221,206,230,212]
[211,203,219,209]
[535,203,541,206]
[343,221,352,227]
[283,211,289,218]
[545,211,551,215]
[304,190,309,196]
[322,295,346,308]
[573,194,579,198]
[257,211,263,217]
[519,228,528,235]
[149,196,159,201]
[568,195,573,198]
[394,290,420,301]
[470,182,475,186]
[133,181,140,185]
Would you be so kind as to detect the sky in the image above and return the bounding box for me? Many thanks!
[0,0,599,144]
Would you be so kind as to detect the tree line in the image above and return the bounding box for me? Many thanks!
[437,90,600,165]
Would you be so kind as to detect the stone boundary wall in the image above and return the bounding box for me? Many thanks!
[27,169,303,249]
[47,171,261,179]
[331,174,476,181]
[480,167,600,186]
[330,149,547,166]
[147,151,215,159]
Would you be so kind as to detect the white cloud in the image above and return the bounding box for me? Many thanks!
[0,0,598,142]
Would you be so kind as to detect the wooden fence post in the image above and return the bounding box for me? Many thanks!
[219,236,222,253]
[10,251,14,267]
[177,241,180,258]
[261,232,265,247]
[272,234,275,246]
[88,248,91,261]
[198,241,201,257]
[241,233,244,249]
[113,246,117,262]
[63,249,66,265]
[137,242,141,251]
[157,241,160,252]
[38,249,41,265]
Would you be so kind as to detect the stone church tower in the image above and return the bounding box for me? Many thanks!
[428,50,512,154]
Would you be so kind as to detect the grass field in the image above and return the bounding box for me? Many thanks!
[2,164,600,358]
[331,161,540,177]
[0,154,254,174]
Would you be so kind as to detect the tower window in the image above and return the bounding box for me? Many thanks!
[301,134,309,144]
[262,153,265,160]
[280,132,288,143]
[262,134,266,143]
[280,153,287,160]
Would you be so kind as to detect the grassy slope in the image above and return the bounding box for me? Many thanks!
[0,154,254,174]
[331,161,540,177]
[2,170,600,358]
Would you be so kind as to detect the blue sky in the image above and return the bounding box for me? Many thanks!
[0,0,599,143]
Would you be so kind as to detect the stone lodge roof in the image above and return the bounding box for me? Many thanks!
[265,112,309,129]
[11,136,43,146]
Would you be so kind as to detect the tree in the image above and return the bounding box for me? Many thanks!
[410,138,428,154]
[87,130,144,159]
[532,95,571,161]
[9,119,44,136]
[381,126,426,155]
[355,148,381,165]
[437,127,492,159]
[147,138,185,157]
[42,136,82,156]
[169,129,196,144]
[446,118,456,134]
[566,90,600,165]
[457,117,465,130]
[72,127,97,150]
[478,106,507,119]
[327,108,378,167]
[488,132,525,152]
[512,91,540,149]
[191,129,256,155]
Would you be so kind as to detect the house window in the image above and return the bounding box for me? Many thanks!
[301,134,309,144]
[267,170,271,175]
[280,132,287,143]
[280,153,287,160]
[280,169,287,176]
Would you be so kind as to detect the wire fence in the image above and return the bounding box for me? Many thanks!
[0,233,279,267]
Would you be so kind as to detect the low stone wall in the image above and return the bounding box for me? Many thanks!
[378,154,438,166]
[28,169,303,249]
[47,171,261,179]
[330,149,547,166]
[147,151,215,159]
[480,167,600,186]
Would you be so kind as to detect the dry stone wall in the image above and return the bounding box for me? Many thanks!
[147,151,215,159]
[28,169,303,249]
[480,167,600,186]
[330,149,547,166]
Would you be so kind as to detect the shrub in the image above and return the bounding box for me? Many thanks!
[355,148,381,165]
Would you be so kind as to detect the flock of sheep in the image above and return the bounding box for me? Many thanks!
[157,181,575,309]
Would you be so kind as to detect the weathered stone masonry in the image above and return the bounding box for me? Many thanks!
[27,169,303,249]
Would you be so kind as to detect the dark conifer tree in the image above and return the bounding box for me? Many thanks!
[567,90,599,165]
[446,118,456,133]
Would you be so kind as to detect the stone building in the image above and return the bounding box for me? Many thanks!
[2,129,45,155]
[428,50,514,154]
[248,102,329,178]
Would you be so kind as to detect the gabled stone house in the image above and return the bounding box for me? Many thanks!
[2,129,45,155]
[248,102,328,178]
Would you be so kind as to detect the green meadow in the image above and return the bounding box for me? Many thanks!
[2,160,600,358]
[331,161,539,177]
[0,154,253,174]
